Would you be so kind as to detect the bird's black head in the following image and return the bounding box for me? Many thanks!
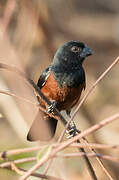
[52,41,93,68]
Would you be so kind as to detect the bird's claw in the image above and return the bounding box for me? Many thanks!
[66,123,77,139]
[47,100,56,113]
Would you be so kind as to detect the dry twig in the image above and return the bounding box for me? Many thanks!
[20,113,119,180]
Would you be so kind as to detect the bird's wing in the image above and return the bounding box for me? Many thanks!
[37,66,51,88]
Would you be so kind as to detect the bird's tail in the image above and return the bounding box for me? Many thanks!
[27,110,57,141]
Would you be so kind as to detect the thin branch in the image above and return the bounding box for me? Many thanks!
[0,157,36,168]
[2,166,62,180]
[0,147,42,158]
[57,152,119,163]
[20,113,119,180]
[82,137,114,180]
[0,156,62,179]
[10,162,24,175]
[0,90,37,106]
[1,155,57,179]
[19,167,63,180]
[43,159,53,176]
[0,89,64,122]
[71,143,119,150]
[1,142,119,159]
[76,138,97,180]
[54,113,119,154]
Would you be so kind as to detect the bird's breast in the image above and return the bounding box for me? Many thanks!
[51,65,85,88]
[40,73,85,111]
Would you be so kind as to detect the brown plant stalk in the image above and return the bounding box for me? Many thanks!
[1,142,119,159]
[20,113,119,180]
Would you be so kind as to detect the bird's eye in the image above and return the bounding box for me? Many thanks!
[71,46,82,53]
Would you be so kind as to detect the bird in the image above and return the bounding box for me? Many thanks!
[27,40,93,141]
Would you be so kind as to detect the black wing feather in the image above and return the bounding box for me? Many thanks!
[37,66,51,88]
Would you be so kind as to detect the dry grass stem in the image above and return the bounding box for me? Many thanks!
[5,167,62,180]
[1,142,119,159]
[0,90,37,106]
[20,113,119,180]
[58,152,119,163]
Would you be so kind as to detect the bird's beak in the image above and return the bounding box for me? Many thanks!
[80,45,93,58]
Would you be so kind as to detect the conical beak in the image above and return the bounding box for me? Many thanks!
[80,45,93,58]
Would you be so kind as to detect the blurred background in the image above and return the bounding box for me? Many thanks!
[0,0,119,179]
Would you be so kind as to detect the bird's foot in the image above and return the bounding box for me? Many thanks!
[66,121,77,139]
[47,100,56,113]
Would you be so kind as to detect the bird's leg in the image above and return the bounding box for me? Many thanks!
[46,100,57,113]
[66,109,71,118]
[66,122,77,139]
[65,110,78,138]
